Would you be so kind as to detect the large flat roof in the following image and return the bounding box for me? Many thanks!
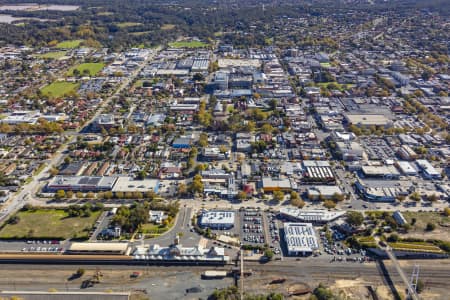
[68,242,129,252]
[48,176,117,189]
[218,59,261,68]
[345,114,390,126]
[284,223,319,253]
[262,177,292,189]
[280,207,346,222]
[200,210,235,225]
[112,177,159,193]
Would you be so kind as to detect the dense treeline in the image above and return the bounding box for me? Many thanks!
[0,0,447,50]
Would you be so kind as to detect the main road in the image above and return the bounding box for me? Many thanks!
[0,46,161,225]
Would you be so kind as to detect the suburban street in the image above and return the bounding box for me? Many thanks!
[0,47,162,226]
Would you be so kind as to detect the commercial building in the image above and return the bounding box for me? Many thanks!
[283,223,319,256]
[93,114,115,131]
[111,177,160,194]
[172,137,192,149]
[307,185,343,200]
[214,72,229,90]
[261,177,292,192]
[344,114,391,127]
[46,176,117,192]
[201,147,226,161]
[354,180,411,202]
[397,145,418,161]
[361,165,400,179]
[416,159,442,179]
[393,211,407,226]
[200,210,235,229]
[302,160,335,183]
[395,161,418,176]
[280,207,346,224]
[335,142,365,161]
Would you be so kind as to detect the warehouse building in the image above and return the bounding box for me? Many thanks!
[46,176,117,192]
[361,165,400,179]
[344,114,391,127]
[307,185,343,200]
[416,159,442,179]
[354,180,411,202]
[261,177,292,192]
[393,211,407,226]
[302,160,335,183]
[200,210,235,229]
[283,223,319,256]
[395,161,418,176]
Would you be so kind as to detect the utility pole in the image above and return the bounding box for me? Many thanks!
[240,248,244,300]
[408,265,420,300]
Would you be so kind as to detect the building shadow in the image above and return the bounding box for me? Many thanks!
[376,259,402,300]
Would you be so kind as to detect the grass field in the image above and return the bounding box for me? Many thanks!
[388,242,444,253]
[168,41,208,48]
[403,212,450,227]
[97,12,113,16]
[67,62,105,76]
[315,82,352,91]
[55,39,84,49]
[35,51,68,59]
[0,209,101,240]
[161,24,175,30]
[131,31,150,36]
[116,22,142,28]
[40,81,79,98]
[356,236,377,248]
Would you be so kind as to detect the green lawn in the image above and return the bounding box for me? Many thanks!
[55,40,84,49]
[35,51,68,59]
[168,41,208,48]
[40,81,79,98]
[315,82,351,91]
[67,62,105,77]
[0,209,101,240]
[139,218,174,236]
[116,22,142,28]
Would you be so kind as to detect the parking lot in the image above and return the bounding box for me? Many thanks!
[0,239,65,253]
[318,228,372,263]
[240,209,266,246]
[266,212,281,256]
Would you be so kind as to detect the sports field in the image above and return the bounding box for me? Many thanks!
[55,39,84,49]
[67,62,105,76]
[40,81,79,98]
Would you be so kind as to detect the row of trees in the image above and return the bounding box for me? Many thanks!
[55,190,158,200]
[112,200,179,232]
[0,120,63,134]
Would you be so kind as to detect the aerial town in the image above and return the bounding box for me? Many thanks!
[0,1,448,300]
